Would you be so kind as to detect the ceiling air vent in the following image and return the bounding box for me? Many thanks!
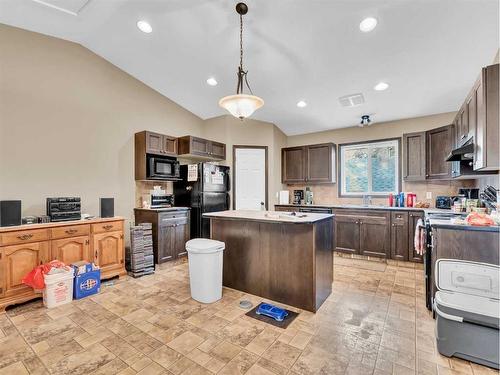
[338,93,365,107]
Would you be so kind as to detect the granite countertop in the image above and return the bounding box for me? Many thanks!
[274,203,450,214]
[203,210,334,224]
[134,207,191,212]
[429,219,500,232]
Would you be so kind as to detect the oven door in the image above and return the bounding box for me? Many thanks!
[147,157,180,180]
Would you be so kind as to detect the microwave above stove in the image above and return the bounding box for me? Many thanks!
[146,155,180,181]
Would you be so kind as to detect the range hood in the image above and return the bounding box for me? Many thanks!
[446,139,474,162]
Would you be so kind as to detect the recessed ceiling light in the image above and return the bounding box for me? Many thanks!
[297,100,307,108]
[359,17,377,32]
[206,77,218,86]
[374,82,389,91]
[137,20,152,33]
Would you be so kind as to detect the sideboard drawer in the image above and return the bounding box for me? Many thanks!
[51,224,90,240]
[91,221,123,234]
[0,229,50,246]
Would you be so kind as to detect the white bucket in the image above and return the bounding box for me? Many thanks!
[43,267,74,308]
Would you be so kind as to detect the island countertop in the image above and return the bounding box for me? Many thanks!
[203,210,334,224]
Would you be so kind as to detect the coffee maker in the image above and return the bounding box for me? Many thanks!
[458,188,479,199]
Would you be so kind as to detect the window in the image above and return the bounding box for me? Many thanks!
[339,139,400,196]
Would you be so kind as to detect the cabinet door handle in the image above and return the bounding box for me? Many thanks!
[359,221,363,225]
[95,250,98,259]
[17,234,33,240]
[65,229,77,235]
[85,240,89,245]
[103,225,113,230]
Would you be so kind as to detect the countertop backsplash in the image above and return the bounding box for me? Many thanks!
[285,179,476,207]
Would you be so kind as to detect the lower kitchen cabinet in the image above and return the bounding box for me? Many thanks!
[0,217,125,311]
[359,214,391,258]
[390,212,409,261]
[134,208,191,264]
[334,215,360,254]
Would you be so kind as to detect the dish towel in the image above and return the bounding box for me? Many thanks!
[414,219,426,255]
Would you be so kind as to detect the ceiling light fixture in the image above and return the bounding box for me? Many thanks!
[297,101,307,108]
[137,20,152,33]
[219,3,264,120]
[359,17,377,32]
[206,77,218,86]
[359,115,372,127]
[374,82,389,91]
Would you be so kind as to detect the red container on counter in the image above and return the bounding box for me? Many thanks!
[407,193,416,207]
[388,193,394,207]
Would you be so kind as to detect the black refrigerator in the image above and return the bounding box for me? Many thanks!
[174,163,230,239]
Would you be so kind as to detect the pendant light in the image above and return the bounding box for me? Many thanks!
[219,2,264,120]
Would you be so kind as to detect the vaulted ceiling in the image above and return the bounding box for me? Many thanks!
[0,0,498,135]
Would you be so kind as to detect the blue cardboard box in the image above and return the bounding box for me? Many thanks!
[71,262,101,300]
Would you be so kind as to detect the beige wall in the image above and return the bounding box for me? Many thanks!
[286,113,476,206]
[202,115,286,208]
[0,24,204,222]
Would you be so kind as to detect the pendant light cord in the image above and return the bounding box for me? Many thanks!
[236,5,254,95]
[240,13,243,70]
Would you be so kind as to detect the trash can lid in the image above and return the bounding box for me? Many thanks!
[186,238,225,254]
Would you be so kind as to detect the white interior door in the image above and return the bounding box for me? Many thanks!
[235,147,267,210]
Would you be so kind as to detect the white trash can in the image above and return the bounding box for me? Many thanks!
[186,238,225,303]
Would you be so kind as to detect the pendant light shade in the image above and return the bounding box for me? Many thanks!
[219,3,264,120]
[219,94,264,120]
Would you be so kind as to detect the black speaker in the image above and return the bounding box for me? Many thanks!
[100,198,114,218]
[0,200,22,227]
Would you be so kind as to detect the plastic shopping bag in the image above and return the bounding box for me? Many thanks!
[22,260,68,290]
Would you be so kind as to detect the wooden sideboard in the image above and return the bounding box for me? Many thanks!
[0,217,126,311]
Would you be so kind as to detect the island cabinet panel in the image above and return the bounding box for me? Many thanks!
[408,212,424,262]
[402,132,426,181]
[390,212,409,261]
[210,216,333,312]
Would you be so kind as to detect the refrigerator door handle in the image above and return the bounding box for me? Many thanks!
[226,170,231,193]
[226,193,231,210]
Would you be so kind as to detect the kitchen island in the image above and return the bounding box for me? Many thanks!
[203,210,334,312]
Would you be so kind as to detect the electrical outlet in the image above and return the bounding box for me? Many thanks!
[426,192,432,199]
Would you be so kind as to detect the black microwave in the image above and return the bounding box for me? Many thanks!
[147,155,180,180]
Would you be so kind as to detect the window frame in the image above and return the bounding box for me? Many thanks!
[338,137,402,197]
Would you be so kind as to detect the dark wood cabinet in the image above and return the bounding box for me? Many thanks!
[134,209,191,264]
[390,212,409,261]
[135,131,178,180]
[408,211,424,262]
[334,215,360,254]
[359,214,390,258]
[177,136,226,160]
[282,147,306,183]
[474,64,499,171]
[143,131,178,156]
[425,124,454,180]
[403,132,426,181]
[282,143,336,184]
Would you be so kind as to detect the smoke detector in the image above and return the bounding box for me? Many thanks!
[338,93,365,107]
[359,115,372,127]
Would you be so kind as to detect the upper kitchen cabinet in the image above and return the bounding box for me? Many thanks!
[177,136,226,160]
[426,125,454,179]
[402,125,454,181]
[402,132,426,181]
[282,143,336,184]
[139,131,178,156]
[474,64,499,171]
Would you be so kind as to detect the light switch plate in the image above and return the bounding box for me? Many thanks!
[426,192,432,199]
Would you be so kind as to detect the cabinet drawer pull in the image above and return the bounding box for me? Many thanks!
[65,229,78,235]
[103,225,113,230]
[17,234,33,240]
[85,240,89,245]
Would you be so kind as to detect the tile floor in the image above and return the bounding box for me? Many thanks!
[0,255,497,375]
